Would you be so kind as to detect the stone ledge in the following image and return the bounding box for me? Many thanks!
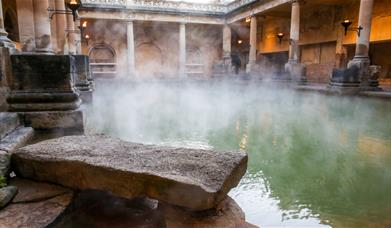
[12,135,247,210]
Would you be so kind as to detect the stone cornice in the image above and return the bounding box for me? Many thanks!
[81,0,259,16]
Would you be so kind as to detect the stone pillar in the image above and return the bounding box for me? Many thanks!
[335,26,348,69]
[0,0,14,48]
[66,13,77,54]
[347,0,377,90]
[0,0,15,107]
[75,19,82,54]
[16,0,35,52]
[32,0,53,53]
[49,0,58,52]
[126,20,135,77]
[223,24,231,59]
[179,22,186,78]
[246,16,257,74]
[222,24,232,73]
[284,0,306,83]
[55,0,66,54]
[288,0,300,64]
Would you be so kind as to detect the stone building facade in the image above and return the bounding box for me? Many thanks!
[1,0,390,83]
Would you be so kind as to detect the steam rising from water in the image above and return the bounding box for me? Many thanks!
[85,79,391,227]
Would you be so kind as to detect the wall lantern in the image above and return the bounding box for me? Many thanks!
[48,0,82,21]
[238,40,243,44]
[277,32,284,44]
[341,19,363,37]
[245,17,251,23]
[66,0,82,21]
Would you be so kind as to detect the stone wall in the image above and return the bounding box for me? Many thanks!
[82,20,222,79]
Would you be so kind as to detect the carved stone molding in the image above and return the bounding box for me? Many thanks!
[81,0,258,15]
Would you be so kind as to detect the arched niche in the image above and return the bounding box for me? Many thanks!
[135,42,163,78]
[88,43,116,63]
[88,43,117,78]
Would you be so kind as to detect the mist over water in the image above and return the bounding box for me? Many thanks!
[85,79,391,227]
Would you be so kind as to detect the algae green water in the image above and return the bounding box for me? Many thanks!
[86,81,391,227]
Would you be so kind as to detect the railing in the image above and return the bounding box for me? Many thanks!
[81,0,259,14]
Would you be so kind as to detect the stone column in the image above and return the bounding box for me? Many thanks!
[75,19,82,54]
[284,0,306,83]
[49,0,58,52]
[0,0,15,93]
[127,20,135,77]
[66,13,76,54]
[55,0,66,54]
[222,24,232,73]
[16,0,35,52]
[223,24,231,59]
[33,0,53,53]
[288,0,300,64]
[179,22,186,78]
[335,25,348,69]
[246,16,257,73]
[0,0,14,48]
[347,0,376,90]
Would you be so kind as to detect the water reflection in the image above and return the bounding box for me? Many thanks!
[86,81,391,227]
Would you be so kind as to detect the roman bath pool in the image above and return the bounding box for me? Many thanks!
[85,80,391,227]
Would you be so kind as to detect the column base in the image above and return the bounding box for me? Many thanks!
[7,92,81,112]
[284,62,306,84]
[246,61,257,74]
[19,109,84,134]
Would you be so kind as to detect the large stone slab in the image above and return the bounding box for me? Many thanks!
[12,135,247,210]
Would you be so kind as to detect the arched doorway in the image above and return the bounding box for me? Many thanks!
[89,43,116,78]
[135,42,163,78]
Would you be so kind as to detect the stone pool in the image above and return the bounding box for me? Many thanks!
[86,80,391,227]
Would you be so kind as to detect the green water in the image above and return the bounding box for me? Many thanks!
[86,81,391,227]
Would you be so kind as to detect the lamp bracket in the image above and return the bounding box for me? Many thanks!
[47,8,74,20]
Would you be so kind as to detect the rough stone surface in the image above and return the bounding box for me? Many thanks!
[0,150,10,177]
[50,190,250,228]
[0,186,18,209]
[12,135,247,210]
[0,192,73,228]
[20,110,84,133]
[162,196,248,228]
[7,54,81,112]
[0,112,19,139]
[0,127,34,152]
[10,178,72,203]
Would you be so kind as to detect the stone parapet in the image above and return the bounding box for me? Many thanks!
[7,54,81,112]
[81,0,257,15]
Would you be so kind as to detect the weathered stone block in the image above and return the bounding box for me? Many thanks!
[12,135,247,211]
[7,54,80,112]
[20,110,84,133]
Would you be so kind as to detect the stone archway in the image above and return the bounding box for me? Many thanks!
[135,42,163,78]
[88,43,117,78]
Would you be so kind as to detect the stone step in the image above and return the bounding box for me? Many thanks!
[0,127,34,153]
[12,135,248,211]
[0,112,20,140]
